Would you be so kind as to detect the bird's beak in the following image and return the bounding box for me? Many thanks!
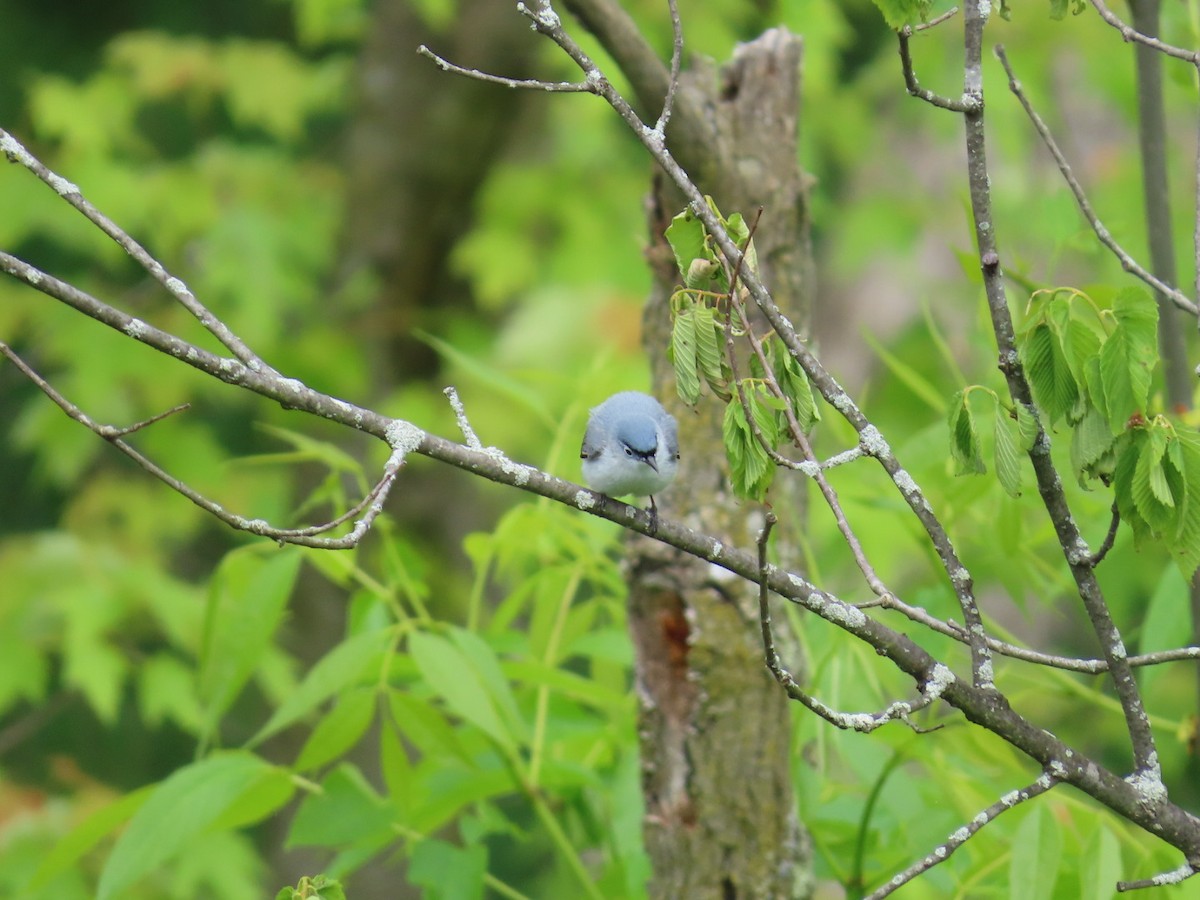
[646,457,659,473]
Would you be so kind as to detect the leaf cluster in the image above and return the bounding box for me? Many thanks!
[951,287,1200,573]
[664,201,819,501]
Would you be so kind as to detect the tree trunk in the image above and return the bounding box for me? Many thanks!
[632,29,814,900]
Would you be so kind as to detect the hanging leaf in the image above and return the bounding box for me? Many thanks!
[1015,403,1040,452]
[664,210,708,279]
[994,402,1023,497]
[1021,323,1079,427]
[1069,405,1116,485]
[1099,288,1157,432]
[670,304,702,405]
[947,389,986,475]
[692,304,728,397]
[723,385,776,500]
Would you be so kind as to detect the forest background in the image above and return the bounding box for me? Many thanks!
[3,0,1200,897]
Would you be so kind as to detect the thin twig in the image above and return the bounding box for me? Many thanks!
[652,0,682,134]
[1089,502,1121,566]
[866,770,1060,898]
[897,29,976,112]
[1117,862,1198,892]
[994,46,1198,318]
[0,341,403,549]
[1088,0,1200,62]
[756,513,947,733]
[416,45,596,93]
[0,128,273,371]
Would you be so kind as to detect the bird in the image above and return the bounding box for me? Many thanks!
[580,391,679,526]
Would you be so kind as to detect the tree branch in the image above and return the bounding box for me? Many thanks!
[866,770,1060,898]
[993,46,1198,318]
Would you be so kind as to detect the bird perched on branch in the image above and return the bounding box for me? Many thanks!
[580,391,679,527]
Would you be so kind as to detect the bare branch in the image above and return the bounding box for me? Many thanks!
[897,28,976,112]
[0,128,273,370]
[416,44,597,93]
[0,340,407,548]
[756,514,947,734]
[1117,862,1198,892]
[866,770,1060,898]
[1089,502,1121,567]
[993,45,1198,318]
[1088,0,1200,62]
[652,0,682,135]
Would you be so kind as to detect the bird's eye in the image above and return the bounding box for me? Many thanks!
[624,446,634,457]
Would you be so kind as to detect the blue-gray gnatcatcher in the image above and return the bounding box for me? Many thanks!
[580,391,679,519]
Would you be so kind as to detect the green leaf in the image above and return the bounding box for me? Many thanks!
[294,685,377,771]
[1099,288,1157,432]
[1015,403,1040,452]
[692,304,727,396]
[993,403,1022,497]
[947,389,986,475]
[870,0,934,28]
[409,629,517,752]
[664,210,708,278]
[1168,432,1200,574]
[97,752,276,899]
[30,786,153,890]
[276,875,346,900]
[1137,565,1190,694]
[448,627,529,742]
[1080,825,1123,900]
[722,383,778,500]
[670,305,702,405]
[723,211,758,276]
[1050,0,1087,18]
[1009,805,1062,900]
[770,342,819,431]
[289,763,394,847]
[199,547,302,734]
[1069,405,1116,485]
[409,839,488,900]
[250,627,390,746]
[1021,323,1079,427]
[380,720,417,814]
[1132,424,1174,530]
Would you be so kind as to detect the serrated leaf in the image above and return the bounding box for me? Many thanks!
[664,210,708,279]
[1099,289,1158,432]
[870,0,934,27]
[994,403,1022,497]
[1021,323,1078,427]
[1016,403,1040,451]
[1070,404,1116,485]
[1132,424,1174,531]
[670,306,701,405]
[1169,432,1200,574]
[1060,311,1102,393]
[722,391,775,500]
[692,305,727,395]
[947,389,986,475]
[774,347,820,432]
[723,212,758,276]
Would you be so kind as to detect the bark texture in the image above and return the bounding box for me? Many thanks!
[631,29,815,900]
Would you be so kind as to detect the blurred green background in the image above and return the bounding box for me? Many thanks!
[3,0,1200,896]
